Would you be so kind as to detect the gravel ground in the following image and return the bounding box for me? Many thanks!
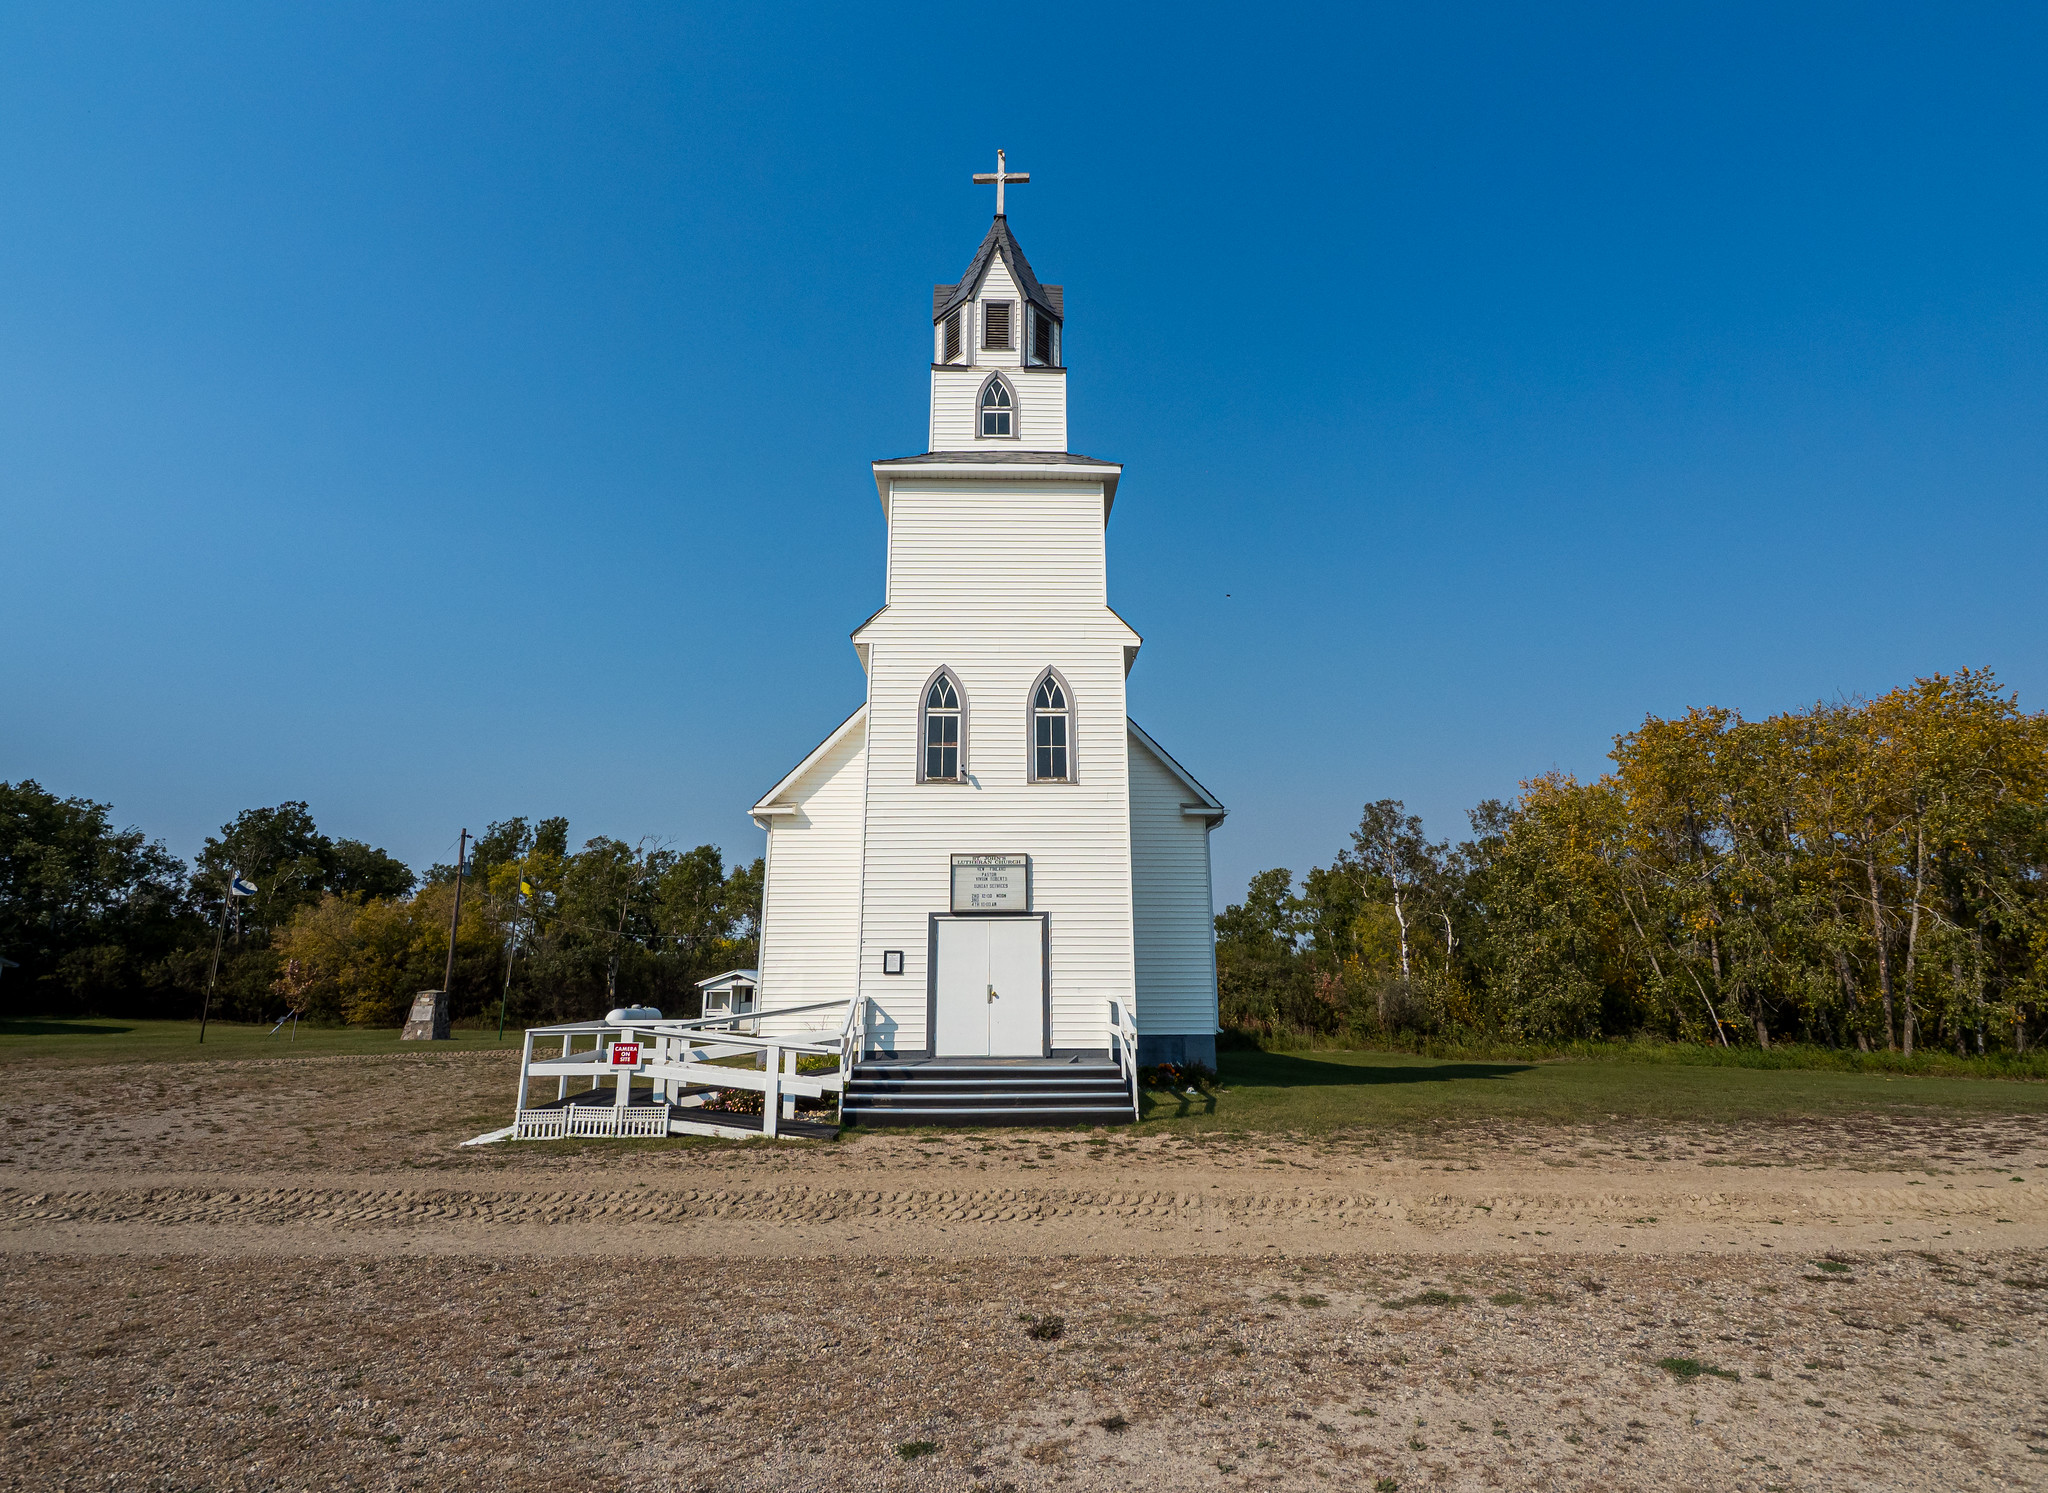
[3,1050,2046,1490]
[6,1248,2045,1492]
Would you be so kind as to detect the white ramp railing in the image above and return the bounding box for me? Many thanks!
[491,999,853,1144]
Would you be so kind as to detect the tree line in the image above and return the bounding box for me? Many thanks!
[1217,670,2048,1055]
[0,787,761,1027]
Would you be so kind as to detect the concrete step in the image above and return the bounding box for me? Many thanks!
[848,1088,1129,1109]
[841,1056,1136,1128]
[841,1102,1135,1128]
[853,1063,1124,1080]
[849,1080,1128,1093]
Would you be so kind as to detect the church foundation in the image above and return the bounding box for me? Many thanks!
[1136,1033,1217,1070]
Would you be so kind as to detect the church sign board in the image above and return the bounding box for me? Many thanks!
[951,854,1030,913]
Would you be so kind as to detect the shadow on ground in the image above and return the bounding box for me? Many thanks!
[1221,1051,1534,1088]
[1139,1088,1219,1121]
[0,1019,137,1038]
[1139,1052,1534,1122]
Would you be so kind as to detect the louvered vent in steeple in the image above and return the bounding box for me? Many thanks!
[983,302,1012,351]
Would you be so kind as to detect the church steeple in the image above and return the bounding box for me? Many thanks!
[927,154,1066,453]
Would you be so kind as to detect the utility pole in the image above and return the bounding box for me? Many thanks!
[197,886,231,1044]
[443,828,468,1000]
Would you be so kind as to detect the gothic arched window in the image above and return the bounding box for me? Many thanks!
[922,670,964,782]
[1031,670,1072,782]
[978,376,1013,438]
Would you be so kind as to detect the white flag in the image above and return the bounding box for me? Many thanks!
[230,874,258,897]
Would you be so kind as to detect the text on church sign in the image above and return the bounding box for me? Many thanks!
[951,854,1030,913]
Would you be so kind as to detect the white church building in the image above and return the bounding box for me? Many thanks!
[746,163,1224,1120]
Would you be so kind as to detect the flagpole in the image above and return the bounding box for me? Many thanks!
[442,828,468,1010]
[197,883,230,1045]
[497,927,517,1042]
[499,879,533,1042]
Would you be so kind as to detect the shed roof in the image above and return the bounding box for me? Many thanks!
[695,968,760,992]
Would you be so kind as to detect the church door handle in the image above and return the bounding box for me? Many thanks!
[987,984,996,1003]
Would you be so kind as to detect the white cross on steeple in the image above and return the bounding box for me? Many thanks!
[971,148,1030,217]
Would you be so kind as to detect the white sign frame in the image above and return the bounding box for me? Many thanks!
[950,854,1031,914]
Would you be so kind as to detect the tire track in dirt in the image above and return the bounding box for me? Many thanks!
[6,1176,2040,1241]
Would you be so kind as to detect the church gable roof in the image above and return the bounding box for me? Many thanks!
[751,705,866,815]
[933,217,1061,324]
[1128,719,1227,818]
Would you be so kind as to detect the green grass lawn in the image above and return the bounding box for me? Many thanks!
[1135,1048,2048,1134]
[0,1017,519,1066]
[5,1020,2044,1136]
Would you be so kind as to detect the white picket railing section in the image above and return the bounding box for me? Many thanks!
[571,1104,670,1138]
[514,1104,671,1140]
[511,1108,565,1140]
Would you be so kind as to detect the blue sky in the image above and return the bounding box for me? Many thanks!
[4,3,2044,901]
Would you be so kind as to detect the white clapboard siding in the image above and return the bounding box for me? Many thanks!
[756,712,867,1036]
[857,477,1138,1052]
[1128,727,1221,1038]
[930,366,1066,453]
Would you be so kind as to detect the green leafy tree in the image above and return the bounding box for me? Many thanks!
[184,802,416,1021]
[0,781,193,1015]
[1214,669,2048,1055]
[1215,868,1319,1037]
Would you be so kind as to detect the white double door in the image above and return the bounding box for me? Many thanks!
[933,916,1045,1057]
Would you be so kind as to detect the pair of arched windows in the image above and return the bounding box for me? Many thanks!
[921,669,1072,783]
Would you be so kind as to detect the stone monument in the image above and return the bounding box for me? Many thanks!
[401,990,451,1040]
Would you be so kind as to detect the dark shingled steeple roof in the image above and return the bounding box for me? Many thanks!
[932,216,1062,325]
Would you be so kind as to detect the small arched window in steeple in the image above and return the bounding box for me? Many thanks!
[1032,672,1071,782]
[923,671,963,781]
[979,378,1013,438]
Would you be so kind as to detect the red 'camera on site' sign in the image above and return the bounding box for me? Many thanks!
[608,1042,641,1067]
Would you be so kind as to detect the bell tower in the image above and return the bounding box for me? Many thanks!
[928,151,1067,453]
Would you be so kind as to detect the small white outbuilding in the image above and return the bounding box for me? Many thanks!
[694,968,759,1030]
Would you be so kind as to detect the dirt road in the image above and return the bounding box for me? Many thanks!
[3,1050,2044,1490]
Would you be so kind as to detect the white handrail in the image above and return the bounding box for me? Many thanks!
[522,999,849,1035]
[836,997,864,1122]
[1108,997,1140,1121]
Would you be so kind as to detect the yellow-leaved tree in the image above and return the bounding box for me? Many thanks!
[272,882,502,1027]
